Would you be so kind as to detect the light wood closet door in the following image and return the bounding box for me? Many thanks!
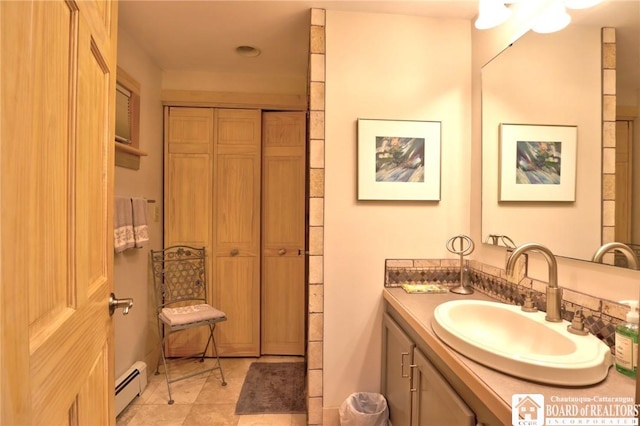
[212,109,262,356]
[1,1,118,424]
[616,120,633,244]
[261,112,307,355]
[164,107,214,356]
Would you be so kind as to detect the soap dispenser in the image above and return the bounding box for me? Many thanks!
[615,300,639,378]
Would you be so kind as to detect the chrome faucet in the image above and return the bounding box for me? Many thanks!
[591,242,639,270]
[505,243,563,322]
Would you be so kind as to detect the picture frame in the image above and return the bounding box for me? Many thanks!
[499,123,577,202]
[357,119,441,201]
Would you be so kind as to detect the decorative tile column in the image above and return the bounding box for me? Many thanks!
[601,27,616,249]
[307,8,326,426]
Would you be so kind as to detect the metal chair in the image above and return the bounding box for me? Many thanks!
[150,245,227,404]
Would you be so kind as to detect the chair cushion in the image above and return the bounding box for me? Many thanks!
[159,304,227,326]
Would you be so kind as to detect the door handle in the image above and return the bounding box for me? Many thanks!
[109,293,133,316]
[401,352,411,378]
[410,364,417,392]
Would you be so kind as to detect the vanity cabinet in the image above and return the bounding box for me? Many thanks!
[382,313,475,426]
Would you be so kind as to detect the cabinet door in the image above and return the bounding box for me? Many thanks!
[411,348,475,426]
[382,313,415,426]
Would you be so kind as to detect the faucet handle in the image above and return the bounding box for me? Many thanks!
[521,291,538,313]
[567,308,589,336]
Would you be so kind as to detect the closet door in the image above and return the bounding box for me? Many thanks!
[261,111,307,355]
[615,120,633,244]
[164,106,214,356]
[212,108,262,356]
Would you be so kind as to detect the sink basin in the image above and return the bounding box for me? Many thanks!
[431,300,612,386]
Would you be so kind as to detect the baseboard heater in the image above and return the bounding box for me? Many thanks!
[115,361,148,416]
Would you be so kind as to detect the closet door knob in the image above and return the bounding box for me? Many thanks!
[278,248,287,255]
[230,248,239,256]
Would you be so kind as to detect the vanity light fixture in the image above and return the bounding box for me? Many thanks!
[475,0,512,30]
[235,45,261,57]
[474,0,601,33]
[531,0,572,33]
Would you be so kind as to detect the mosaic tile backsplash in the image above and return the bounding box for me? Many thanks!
[385,259,633,350]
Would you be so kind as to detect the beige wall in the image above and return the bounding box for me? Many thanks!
[324,10,472,410]
[114,28,164,378]
[161,70,306,95]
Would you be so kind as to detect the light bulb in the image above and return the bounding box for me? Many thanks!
[475,0,512,30]
[531,0,571,33]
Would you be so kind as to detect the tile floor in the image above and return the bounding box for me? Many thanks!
[116,356,307,426]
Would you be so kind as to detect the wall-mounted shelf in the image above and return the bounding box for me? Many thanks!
[115,141,147,170]
[115,142,148,157]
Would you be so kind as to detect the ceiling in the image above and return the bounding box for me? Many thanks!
[118,0,479,80]
[118,1,638,92]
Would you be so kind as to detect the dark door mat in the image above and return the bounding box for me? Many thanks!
[235,362,306,415]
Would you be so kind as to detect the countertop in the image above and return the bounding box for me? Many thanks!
[383,287,636,425]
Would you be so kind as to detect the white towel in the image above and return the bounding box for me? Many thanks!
[132,197,149,248]
[114,197,134,253]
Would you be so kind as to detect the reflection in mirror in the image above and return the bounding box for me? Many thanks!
[481,0,640,267]
[592,242,640,270]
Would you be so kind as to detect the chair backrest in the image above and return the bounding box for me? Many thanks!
[150,245,208,309]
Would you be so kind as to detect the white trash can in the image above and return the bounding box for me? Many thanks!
[339,392,389,426]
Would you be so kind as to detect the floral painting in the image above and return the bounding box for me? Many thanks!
[515,140,562,185]
[375,136,425,183]
[500,124,577,202]
[357,119,440,201]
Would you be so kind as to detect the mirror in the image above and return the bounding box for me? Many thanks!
[481,0,640,266]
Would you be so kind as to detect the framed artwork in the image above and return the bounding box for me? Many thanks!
[357,119,441,201]
[499,123,577,202]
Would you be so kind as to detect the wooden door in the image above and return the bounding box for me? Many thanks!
[164,107,214,356]
[212,109,262,356]
[1,1,118,424]
[261,112,307,355]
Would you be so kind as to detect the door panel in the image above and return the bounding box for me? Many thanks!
[212,109,261,356]
[165,154,212,248]
[261,111,306,355]
[213,256,261,356]
[1,0,117,424]
[164,107,214,356]
[616,120,632,244]
[216,155,260,249]
[262,257,305,354]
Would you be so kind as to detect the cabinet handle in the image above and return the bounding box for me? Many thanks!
[278,248,287,255]
[401,352,410,378]
[409,364,417,392]
[230,248,239,256]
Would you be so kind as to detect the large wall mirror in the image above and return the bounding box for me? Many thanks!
[481,0,640,267]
